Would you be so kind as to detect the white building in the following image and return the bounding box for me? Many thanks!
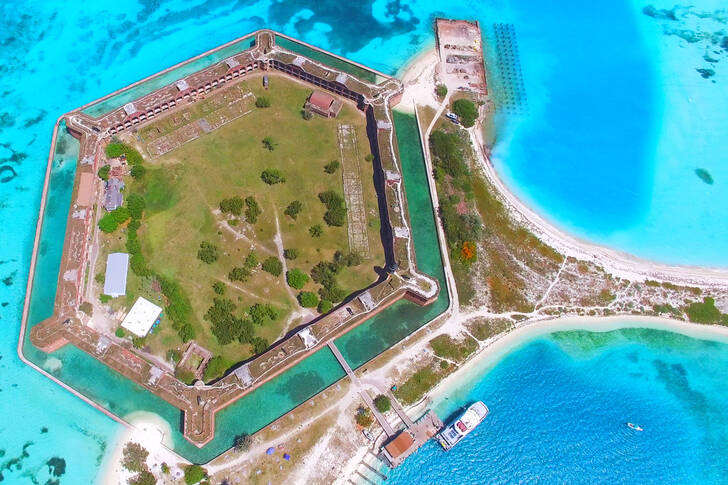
[103,253,129,297]
[121,297,162,337]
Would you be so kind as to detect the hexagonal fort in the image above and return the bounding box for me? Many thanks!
[24,30,439,448]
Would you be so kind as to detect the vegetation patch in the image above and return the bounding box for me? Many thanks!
[394,364,443,405]
[684,297,728,325]
[429,334,478,362]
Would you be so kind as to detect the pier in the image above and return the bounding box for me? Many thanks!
[328,341,443,468]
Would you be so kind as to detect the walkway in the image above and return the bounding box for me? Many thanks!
[328,341,395,437]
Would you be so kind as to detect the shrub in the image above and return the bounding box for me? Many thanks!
[364,153,374,162]
[203,356,229,382]
[197,241,218,264]
[95,272,105,284]
[262,136,277,151]
[317,299,333,314]
[99,294,112,303]
[459,240,477,264]
[206,298,241,345]
[301,109,313,120]
[262,257,283,276]
[132,337,146,349]
[284,248,299,260]
[98,164,110,181]
[319,190,347,226]
[121,442,149,473]
[261,169,285,185]
[244,251,258,269]
[228,266,251,282]
[436,84,448,97]
[115,327,125,338]
[130,164,146,179]
[334,250,361,267]
[98,213,118,233]
[374,394,391,413]
[212,281,226,295]
[184,464,207,485]
[298,291,319,308]
[130,253,150,276]
[319,285,346,303]
[255,96,271,108]
[685,297,723,324]
[286,269,309,289]
[250,336,269,354]
[129,470,156,485]
[79,301,93,316]
[178,323,195,343]
[166,348,181,363]
[161,463,170,474]
[309,224,323,237]
[284,200,303,220]
[355,407,373,427]
[233,433,252,452]
[220,196,243,215]
[452,98,478,127]
[245,196,261,223]
[429,130,467,178]
[175,368,196,385]
[324,160,340,174]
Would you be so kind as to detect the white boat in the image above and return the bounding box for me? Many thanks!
[627,422,643,432]
[436,401,489,451]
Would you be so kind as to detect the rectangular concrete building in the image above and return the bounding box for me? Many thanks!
[103,252,129,297]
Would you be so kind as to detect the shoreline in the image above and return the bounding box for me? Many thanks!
[429,315,728,406]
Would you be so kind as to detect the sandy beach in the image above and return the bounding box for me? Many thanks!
[101,411,183,485]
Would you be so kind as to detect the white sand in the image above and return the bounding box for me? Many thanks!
[100,411,182,485]
[430,315,728,404]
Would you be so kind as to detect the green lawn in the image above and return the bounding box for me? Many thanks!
[107,73,383,366]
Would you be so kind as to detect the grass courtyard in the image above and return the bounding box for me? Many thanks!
[97,73,384,379]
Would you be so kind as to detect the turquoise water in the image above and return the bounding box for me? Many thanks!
[384,328,728,484]
[2,0,726,482]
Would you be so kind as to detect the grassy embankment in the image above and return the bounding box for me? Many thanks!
[97,75,383,380]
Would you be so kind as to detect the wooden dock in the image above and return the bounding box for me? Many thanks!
[327,341,443,468]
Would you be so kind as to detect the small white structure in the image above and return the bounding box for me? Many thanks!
[104,252,129,297]
[121,297,162,337]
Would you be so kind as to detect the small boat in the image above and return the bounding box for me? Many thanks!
[627,422,643,431]
[436,401,489,451]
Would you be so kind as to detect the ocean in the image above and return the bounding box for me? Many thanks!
[383,328,728,484]
[1,0,726,482]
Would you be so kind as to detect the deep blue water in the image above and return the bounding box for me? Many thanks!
[1,0,726,482]
[384,328,728,484]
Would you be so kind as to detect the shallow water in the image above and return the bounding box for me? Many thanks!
[1,0,726,482]
[385,327,728,484]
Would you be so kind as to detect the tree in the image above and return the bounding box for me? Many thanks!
[309,224,323,237]
[179,323,195,343]
[261,169,285,185]
[284,200,303,220]
[429,130,467,178]
[317,299,333,314]
[206,298,242,345]
[115,327,125,338]
[248,303,278,325]
[374,394,391,413]
[161,463,170,474]
[436,84,448,97]
[79,301,93,316]
[105,143,125,158]
[286,269,309,289]
[319,190,347,226]
[212,281,226,295]
[184,464,207,485]
[319,285,346,303]
[244,251,258,269]
[203,356,229,382]
[283,248,299,260]
[255,96,271,108]
[262,136,277,151]
[122,442,149,473]
[233,433,252,452]
[298,291,319,308]
[324,160,340,174]
[111,206,130,224]
[197,241,218,264]
[130,164,146,179]
[452,98,478,127]
[97,164,110,181]
[262,257,283,276]
[220,196,244,215]
[228,266,251,282]
[127,194,146,219]
[355,407,373,427]
[245,196,261,223]
[98,213,118,233]
[250,336,269,354]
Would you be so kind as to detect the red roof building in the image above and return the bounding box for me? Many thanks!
[305,90,342,118]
